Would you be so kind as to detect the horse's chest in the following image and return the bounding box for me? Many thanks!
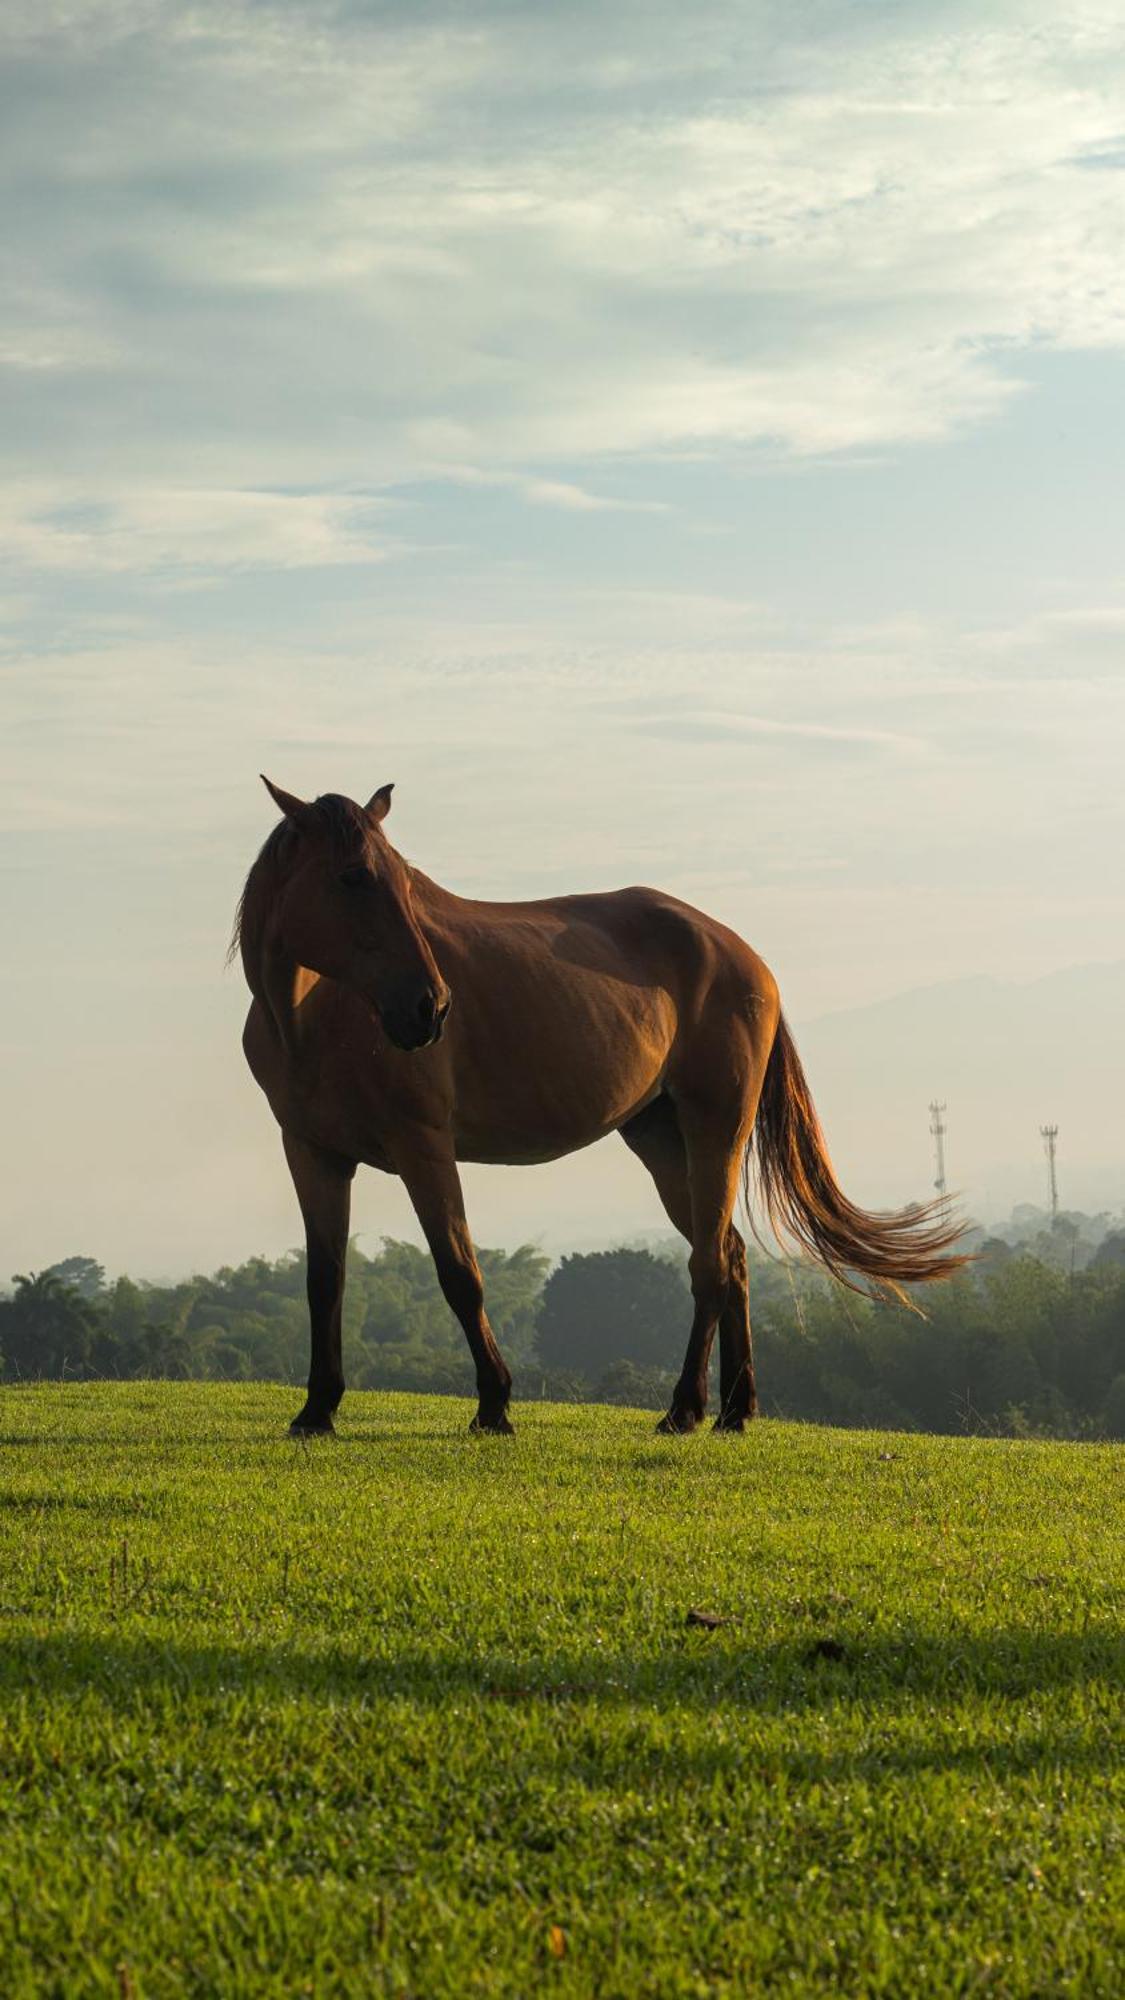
[261,1047,397,1172]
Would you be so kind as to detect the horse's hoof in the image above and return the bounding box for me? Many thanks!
[469,1412,515,1436]
[656,1408,700,1436]
[289,1415,336,1439]
[713,1412,750,1434]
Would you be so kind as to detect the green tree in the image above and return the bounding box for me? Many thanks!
[535,1248,691,1377]
[349,1238,548,1391]
[596,1358,675,1409]
[43,1255,105,1300]
[1103,1373,1125,1439]
[0,1272,102,1378]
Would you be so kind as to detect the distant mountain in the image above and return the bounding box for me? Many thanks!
[792,959,1125,1220]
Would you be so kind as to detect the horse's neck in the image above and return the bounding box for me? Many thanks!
[409,866,457,914]
[240,868,320,1054]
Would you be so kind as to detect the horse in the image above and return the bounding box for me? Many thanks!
[232,778,967,1438]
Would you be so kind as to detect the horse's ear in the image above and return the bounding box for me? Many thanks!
[261,775,315,829]
[366,782,394,823]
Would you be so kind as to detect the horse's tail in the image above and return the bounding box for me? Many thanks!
[744,1013,970,1305]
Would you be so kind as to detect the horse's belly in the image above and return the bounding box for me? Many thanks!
[453,1101,659,1166]
[449,1038,669,1166]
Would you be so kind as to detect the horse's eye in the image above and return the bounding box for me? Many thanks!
[338,864,373,889]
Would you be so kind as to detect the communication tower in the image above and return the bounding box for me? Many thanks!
[929,1100,948,1204]
[1040,1124,1059,1221]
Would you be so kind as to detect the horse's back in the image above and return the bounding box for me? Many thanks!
[429,879,777,1003]
[505,881,777,1036]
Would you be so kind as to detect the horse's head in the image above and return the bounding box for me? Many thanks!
[259,778,451,1052]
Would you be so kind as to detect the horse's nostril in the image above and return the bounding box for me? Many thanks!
[413,986,450,1040]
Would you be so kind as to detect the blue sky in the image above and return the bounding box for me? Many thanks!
[3,1,1124,1274]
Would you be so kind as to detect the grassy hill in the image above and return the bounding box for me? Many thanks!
[0,1385,1121,1996]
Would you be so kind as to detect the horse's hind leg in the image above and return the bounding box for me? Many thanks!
[658,1111,748,1433]
[714,1228,756,1431]
[620,1098,757,1432]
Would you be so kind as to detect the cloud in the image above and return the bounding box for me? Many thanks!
[432,464,669,513]
[520,477,667,514]
[0,487,397,573]
[966,604,1125,678]
[2,0,1124,554]
[635,708,928,756]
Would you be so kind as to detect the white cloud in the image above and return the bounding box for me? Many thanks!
[0,487,397,573]
[520,477,667,514]
[430,464,669,513]
[965,603,1125,676]
[2,0,1124,534]
[635,708,928,756]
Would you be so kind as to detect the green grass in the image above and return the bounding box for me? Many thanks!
[0,1386,1121,1997]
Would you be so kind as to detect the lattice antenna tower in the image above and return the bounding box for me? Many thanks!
[1040,1124,1059,1221]
[929,1100,948,1204]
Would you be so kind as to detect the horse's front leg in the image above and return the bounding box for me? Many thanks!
[397,1143,513,1434]
[283,1130,356,1436]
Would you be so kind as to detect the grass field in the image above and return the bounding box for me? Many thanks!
[0,1385,1121,1997]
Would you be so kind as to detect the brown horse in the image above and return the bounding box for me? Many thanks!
[233,779,966,1437]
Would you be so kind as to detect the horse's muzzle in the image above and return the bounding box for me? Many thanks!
[382,985,451,1052]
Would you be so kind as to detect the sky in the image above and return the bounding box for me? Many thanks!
[2,0,1124,1278]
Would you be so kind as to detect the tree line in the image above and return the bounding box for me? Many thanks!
[2,1209,1124,1440]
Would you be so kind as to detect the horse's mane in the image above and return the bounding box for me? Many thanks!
[227,794,373,969]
